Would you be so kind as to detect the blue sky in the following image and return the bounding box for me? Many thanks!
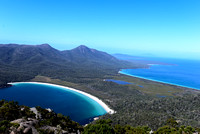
[0,0,200,59]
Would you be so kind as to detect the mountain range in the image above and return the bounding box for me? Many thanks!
[0,44,126,67]
[0,44,135,85]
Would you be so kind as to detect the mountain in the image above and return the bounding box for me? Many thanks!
[0,44,68,66]
[61,45,125,68]
[0,44,134,85]
[0,44,123,67]
[62,45,118,62]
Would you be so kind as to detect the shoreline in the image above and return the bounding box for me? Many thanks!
[8,82,115,114]
[119,70,200,91]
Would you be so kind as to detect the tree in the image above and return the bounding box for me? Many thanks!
[83,119,114,134]
[166,118,178,128]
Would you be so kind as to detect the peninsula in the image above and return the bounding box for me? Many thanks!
[1,44,200,130]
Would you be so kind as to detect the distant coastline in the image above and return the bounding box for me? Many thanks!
[119,70,200,91]
[8,82,115,114]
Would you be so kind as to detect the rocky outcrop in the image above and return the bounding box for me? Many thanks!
[0,100,83,134]
[39,126,68,134]
[9,118,73,134]
[30,107,41,119]
[10,118,39,134]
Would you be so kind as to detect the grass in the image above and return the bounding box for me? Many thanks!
[112,74,184,97]
[32,74,188,98]
[31,75,111,100]
[31,75,86,90]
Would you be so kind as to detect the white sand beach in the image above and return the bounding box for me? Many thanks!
[9,82,115,114]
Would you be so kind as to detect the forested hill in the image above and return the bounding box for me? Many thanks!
[0,44,130,67]
[0,44,67,66]
[0,44,140,86]
[62,45,118,64]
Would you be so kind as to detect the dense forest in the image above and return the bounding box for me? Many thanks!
[0,44,142,86]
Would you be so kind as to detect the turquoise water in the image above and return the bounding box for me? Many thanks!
[0,83,107,124]
[120,58,200,90]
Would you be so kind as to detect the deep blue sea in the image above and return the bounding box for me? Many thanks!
[120,58,200,90]
[0,83,106,125]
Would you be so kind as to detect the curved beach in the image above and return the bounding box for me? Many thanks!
[9,82,115,114]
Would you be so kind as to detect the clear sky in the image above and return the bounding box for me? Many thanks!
[0,0,200,59]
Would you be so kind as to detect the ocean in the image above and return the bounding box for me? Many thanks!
[0,83,107,125]
[120,57,200,90]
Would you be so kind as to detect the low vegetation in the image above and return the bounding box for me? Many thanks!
[84,118,200,134]
[31,75,200,130]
